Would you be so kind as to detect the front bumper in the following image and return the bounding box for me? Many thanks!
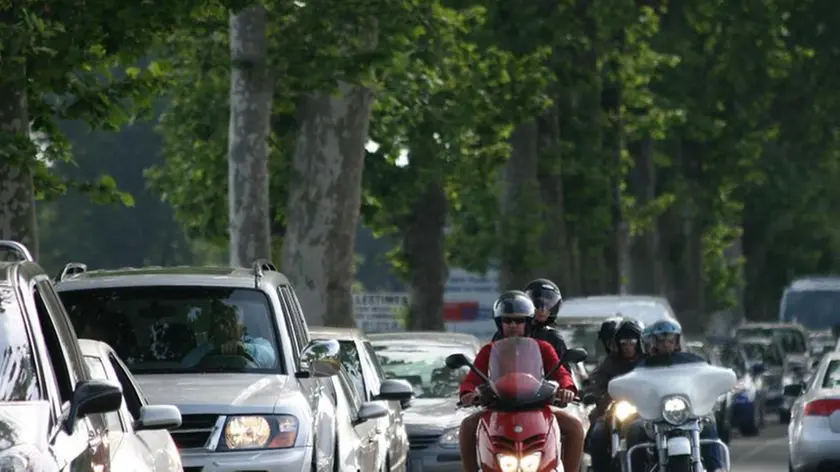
[180,446,312,472]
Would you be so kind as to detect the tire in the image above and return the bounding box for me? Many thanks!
[666,455,692,472]
[780,409,792,424]
[739,404,760,436]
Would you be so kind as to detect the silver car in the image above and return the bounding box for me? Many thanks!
[55,261,346,472]
[369,332,482,472]
[786,351,840,471]
[79,339,184,472]
[310,327,413,472]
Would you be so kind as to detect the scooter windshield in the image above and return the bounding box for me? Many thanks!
[489,337,545,402]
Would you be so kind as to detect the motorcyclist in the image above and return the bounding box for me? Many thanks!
[626,319,726,472]
[491,278,568,359]
[583,319,645,472]
[458,291,584,472]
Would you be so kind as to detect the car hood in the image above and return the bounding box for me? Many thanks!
[0,401,50,453]
[403,398,474,435]
[136,373,301,415]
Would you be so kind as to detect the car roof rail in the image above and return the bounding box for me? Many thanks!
[59,262,88,281]
[0,240,35,262]
[252,259,277,287]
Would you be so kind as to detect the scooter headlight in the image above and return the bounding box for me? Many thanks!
[614,401,637,422]
[662,396,690,425]
[496,452,542,472]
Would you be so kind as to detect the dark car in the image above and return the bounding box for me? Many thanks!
[0,240,123,470]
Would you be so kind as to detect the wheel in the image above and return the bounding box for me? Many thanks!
[739,403,760,436]
[666,455,692,472]
[780,409,792,424]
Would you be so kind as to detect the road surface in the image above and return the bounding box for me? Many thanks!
[730,423,788,472]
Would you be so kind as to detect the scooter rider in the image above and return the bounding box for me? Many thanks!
[583,319,645,472]
[458,291,585,472]
[491,278,568,359]
[626,319,726,472]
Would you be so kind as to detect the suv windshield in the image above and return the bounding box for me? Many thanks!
[60,286,280,374]
[371,340,474,399]
[0,288,40,401]
[555,323,607,362]
[741,342,784,366]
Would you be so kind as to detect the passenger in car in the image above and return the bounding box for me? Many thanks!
[181,304,276,368]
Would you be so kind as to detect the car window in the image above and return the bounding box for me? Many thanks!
[108,353,144,420]
[741,343,784,366]
[331,340,365,401]
[822,361,840,388]
[736,327,807,354]
[371,340,473,398]
[720,346,746,376]
[31,287,75,402]
[60,286,282,374]
[364,342,387,379]
[276,287,304,360]
[0,288,41,401]
[336,370,362,412]
[279,286,309,345]
[83,356,124,432]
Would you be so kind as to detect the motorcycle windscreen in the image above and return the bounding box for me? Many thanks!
[489,337,545,403]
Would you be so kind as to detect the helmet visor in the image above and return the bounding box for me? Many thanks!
[530,290,561,310]
[494,296,535,319]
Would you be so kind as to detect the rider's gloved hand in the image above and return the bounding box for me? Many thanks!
[555,388,575,405]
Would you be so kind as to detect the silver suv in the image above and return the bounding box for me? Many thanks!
[55,260,344,472]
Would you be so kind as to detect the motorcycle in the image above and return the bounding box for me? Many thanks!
[607,362,736,472]
[446,337,588,472]
[581,396,638,472]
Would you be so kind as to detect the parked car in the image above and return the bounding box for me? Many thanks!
[369,332,482,472]
[784,351,840,472]
[0,241,124,470]
[735,322,810,369]
[739,336,788,414]
[309,327,414,472]
[719,340,767,436]
[685,341,733,444]
[79,339,183,471]
[55,260,345,472]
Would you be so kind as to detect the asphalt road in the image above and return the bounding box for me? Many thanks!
[730,423,788,472]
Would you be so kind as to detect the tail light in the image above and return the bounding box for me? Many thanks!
[804,399,840,416]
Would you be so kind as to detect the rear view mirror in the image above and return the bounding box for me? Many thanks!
[135,405,182,431]
[563,348,588,364]
[65,380,123,433]
[445,353,469,369]
[783,383,804,397]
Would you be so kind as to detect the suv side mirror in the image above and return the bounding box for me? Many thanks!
[375,379,414,402]
[297,339,342,378]
[65,380,123,433]
[135,405,182,431]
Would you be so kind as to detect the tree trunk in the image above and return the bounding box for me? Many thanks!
[403,180,448,331]
[499,120,540,290]
[628,137,664,294]
[228,5,272,267]
[0,62,37,258]
[281,82,374,327]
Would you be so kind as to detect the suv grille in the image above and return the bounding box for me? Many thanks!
[409,433,441,450]
[172,414,219,449]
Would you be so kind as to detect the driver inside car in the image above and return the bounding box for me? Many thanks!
[181,302,276,369]
[458,291,584,472]
[626,319,726,472]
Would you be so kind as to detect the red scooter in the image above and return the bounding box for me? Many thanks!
[447,337,587,472]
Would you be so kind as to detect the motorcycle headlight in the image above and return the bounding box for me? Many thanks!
[438,427,459,448]
[220,415,298,450]
[662,396,690,425]
[614,401,637,422]
[497,452,542,472]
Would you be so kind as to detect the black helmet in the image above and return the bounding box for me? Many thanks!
[523,279,563,323]
[493,291,536,331]
[598,316,623,350]
[615,319,645,343]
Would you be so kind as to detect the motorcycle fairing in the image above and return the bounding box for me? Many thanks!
[477,409,561,472]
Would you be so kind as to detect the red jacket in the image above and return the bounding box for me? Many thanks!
[459,339,577,397]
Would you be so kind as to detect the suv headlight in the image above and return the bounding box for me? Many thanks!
[220,415,298,450]
[438,427,459,448]
[662,396,690,425]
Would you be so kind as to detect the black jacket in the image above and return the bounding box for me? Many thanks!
[583,352,640,418]
[492,324,568,359]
